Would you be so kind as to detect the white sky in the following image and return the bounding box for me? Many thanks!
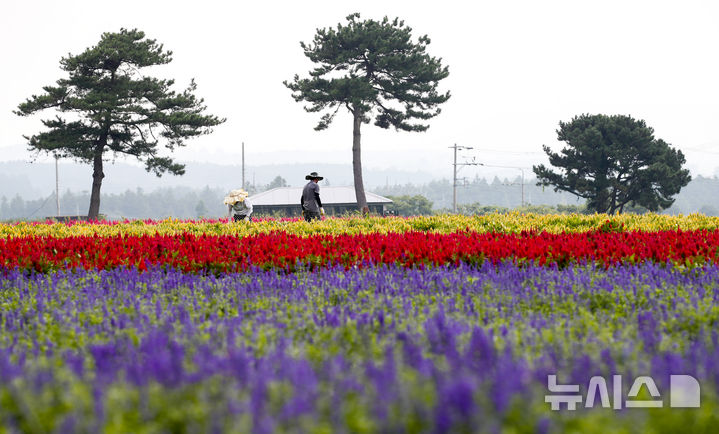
[1,0,718,181]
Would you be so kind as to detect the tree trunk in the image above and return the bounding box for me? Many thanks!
[609,186,618,214]
[352,108,369,214]
[87,144,105,220]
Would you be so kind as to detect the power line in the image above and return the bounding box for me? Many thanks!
[449,144,480,213]
[476,146,719,155]
[26,192,55,219]
[479,163,528,207]
[472,148,545,155]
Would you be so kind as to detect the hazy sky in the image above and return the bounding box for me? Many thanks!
[1,0,718,181]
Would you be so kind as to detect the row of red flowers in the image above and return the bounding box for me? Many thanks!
[1,230,718,273]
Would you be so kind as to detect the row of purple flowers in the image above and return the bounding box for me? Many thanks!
[0,263,717,431]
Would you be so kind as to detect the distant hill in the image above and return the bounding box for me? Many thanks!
[0,160,435,199]
[2,161,718,219]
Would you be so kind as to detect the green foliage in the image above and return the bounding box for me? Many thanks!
[446,203,589,216]
[194,200,208,218]
[253,209,292,219]
[597,219,626,233]
[16,28,224,169]
[385,194,433,216]
[265,176,288,190]
[6,174,718,221]
[534,114,691,214]
[284,13,450,132]
[15,28,225,218]
[555,203,590,214]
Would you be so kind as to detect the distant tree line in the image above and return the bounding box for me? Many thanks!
[0,187,225,221]
[374,175,719,216]
[375,177,586,210]
[0,176,290,221]
[384,195,589,216]
[2,175,717,222]
[384,195,434,216]
[450,203,588,216]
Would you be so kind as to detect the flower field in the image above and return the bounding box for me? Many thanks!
[1,214,719,432]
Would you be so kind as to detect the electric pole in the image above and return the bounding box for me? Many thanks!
[452,144,457,212]
[242,142,245,190]
[449,144,478,213]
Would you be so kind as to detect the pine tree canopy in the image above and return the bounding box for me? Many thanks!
[533,114,691,214]
[15,28,225,176]
[15,28,224,219]
[284,13,450,131]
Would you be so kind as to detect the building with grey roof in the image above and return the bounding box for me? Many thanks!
[249,186,393,217]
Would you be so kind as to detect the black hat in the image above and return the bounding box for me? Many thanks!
[305,171,324,180]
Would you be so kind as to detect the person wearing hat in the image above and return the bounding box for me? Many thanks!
[224,189,253,222]
[301,171,324,222]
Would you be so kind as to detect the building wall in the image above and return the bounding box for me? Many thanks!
[254,204,386,217]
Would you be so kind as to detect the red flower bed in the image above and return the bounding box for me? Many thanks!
[1,230,718,273]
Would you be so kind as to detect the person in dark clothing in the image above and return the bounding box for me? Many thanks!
[301,171,324,222]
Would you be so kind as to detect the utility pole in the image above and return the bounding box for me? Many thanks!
[55,154,60,217]
[452,144,457,212]
[449,144,478,213]
[242,142,245,190]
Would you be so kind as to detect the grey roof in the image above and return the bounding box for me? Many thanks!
[249,186,393,206]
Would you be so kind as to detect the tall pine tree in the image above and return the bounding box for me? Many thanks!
[16,28,224,219]
[285,13,450,213]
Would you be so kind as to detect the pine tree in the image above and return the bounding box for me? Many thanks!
[16,29,225,219]
[533,114,691,213]
[285,13,450,212]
